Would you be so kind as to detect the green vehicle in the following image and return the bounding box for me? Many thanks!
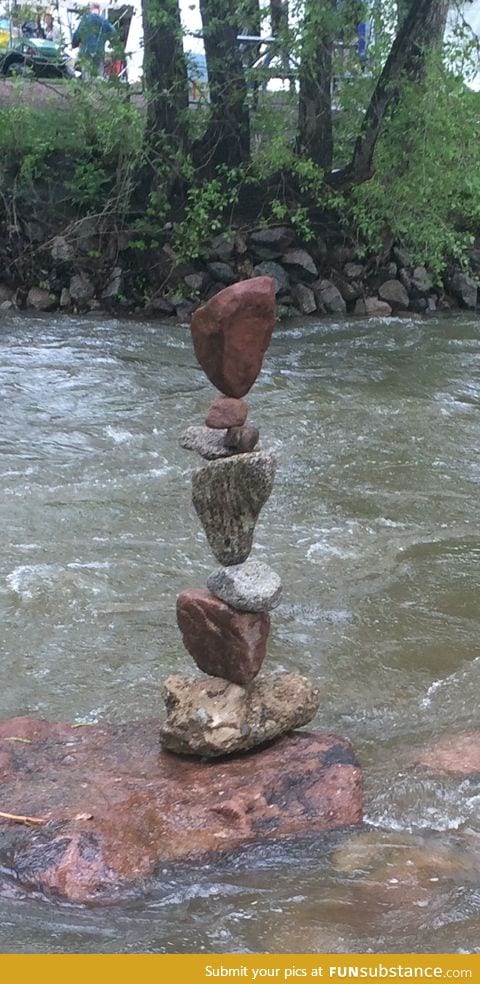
[0,18,72,78]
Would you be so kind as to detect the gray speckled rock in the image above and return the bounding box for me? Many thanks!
[192,451,276,565]
[180,426,238,460]
[160,672,321,757]
[207,560,282,612]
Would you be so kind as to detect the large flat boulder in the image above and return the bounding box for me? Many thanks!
[0,716,362,902]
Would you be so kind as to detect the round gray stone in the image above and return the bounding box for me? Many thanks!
[207,560,282,612]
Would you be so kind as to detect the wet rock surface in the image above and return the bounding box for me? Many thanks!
[0,715,362,902]
[191,276,276,397]
[176,588,270,685]
[207,560,282,612]
[160,672,322,756]
[332,830,479,908]
[191,451,276,565]
[413,731,480,776]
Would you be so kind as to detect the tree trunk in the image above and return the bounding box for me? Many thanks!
[297,0,337,171]
[327,0,449,189]
[195,0,251,172]
[397,0,411,29]
[141,0,189,154]
[270,0,288,36]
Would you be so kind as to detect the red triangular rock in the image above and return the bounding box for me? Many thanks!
[176,588,270,685]
[191,276,276,397]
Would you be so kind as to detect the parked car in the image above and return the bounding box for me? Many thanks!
[0,20,72,78]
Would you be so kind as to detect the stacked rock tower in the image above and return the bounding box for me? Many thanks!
[160,276,320,757]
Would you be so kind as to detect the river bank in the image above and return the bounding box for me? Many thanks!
[1,219,479,323]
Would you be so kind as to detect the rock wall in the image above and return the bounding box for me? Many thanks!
[1,223,478,319]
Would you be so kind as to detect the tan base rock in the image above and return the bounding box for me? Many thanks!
[160,671,320,757]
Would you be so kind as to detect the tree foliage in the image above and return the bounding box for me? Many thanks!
[3,0,480,291]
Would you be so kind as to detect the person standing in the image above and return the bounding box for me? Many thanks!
[72,3,116,79]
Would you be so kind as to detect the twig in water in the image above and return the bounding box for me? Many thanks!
[0,810,47,827]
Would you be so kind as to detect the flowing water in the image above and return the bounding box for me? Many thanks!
[0,311,479,953]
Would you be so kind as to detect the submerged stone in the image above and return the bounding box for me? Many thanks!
[413,731,480,776]
[191,451,276,565]
[160,672,321,757]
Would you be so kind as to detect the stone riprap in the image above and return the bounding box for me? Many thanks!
[207,560,282,612]
[191,451,276,566]
[190,276,276,397]
[160,673,321,757]
[176,588,270,685]
[205,396,249,429]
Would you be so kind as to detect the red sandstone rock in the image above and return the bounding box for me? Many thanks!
[191,277,276,398]
[176,588,270,685]
[413,731,480,776]
[0,717,363,901]
[205,396,249,429]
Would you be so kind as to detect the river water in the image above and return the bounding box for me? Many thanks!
[0,311,479,953]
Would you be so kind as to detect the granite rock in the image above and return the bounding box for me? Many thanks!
[207,560,282,612]
[26,287,56,311]
[176,588,270,685]
[191,451,276,565]
[252,262,290,295]
[191,276,276,398]
[378,279,410,309]
[248,226,295,259]
[313,279,347,315]
[160,672,321,757]
[207,261,237,286]
[282,249,318,283]
[292,283,317,314]
[354,297,392,317]
[180,425,237,459]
